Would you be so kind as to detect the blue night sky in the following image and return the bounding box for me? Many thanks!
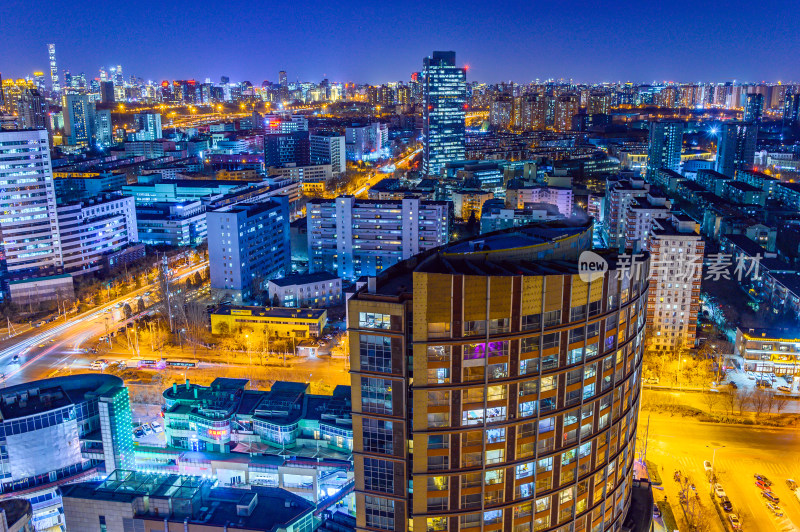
[1,0,797,84]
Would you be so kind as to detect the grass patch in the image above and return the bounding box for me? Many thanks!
[646,460,662,485]
[657,500,678,532]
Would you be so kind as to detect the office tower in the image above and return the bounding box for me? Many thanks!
[0,374,134,527]
[63,93,95,146]
[646,213,704,351]
[784,90,800,130]
[47,43,59,94]
[348,221,648,532]
[554,93,580,132]
[645,120,684,182]
[603,176,650,251]
[114,64,124,86]
[264,131,310,167]
[307,197,450,279]
[279,70,287,87]
[715,121,756,177]
[588,90,613,115]
[100,80,115,104]
[134,112,162,140]
[207,199,291,299]
[743,93,764,123]
[0,129,62,281]
[310,131,347,175]
[422,51,466,176]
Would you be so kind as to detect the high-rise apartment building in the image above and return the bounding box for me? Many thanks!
[783,91,800,130]
[47,44,59,94]
[715,121,756,178]
[348,221,648,532]
[603,176,650,252]
[264,131,310,168]
[489,95,513,129]
[311,131,347,174]
[554,93,580,132]
[646,213,703,351]
[307,197,450,280]
[743,93,764,123]
[422,51,466,176]
[0,129,62,281]
[645,120,684,182]
[207,199,291,300]
[624,193,671,253]
[514,94,547,131]
[345,123,388,161]
[588,91,613,116]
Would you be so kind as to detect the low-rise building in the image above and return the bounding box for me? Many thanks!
[7,274,74,305]
[210,306,327,338]
[735,327,800,378]
[268,272,342,308]
[452,189,493,220]
[61,470,316,532]
[479,198,563,233]
[0,375,134,531]
[136,200,207,247]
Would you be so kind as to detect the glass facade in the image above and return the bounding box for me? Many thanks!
[422,51,466,176]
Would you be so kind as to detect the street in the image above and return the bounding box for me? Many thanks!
[643,413,800,531]
[0,261,208,386]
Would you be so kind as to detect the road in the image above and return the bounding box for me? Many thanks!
[644,413,800,531]
[0,261,208,387]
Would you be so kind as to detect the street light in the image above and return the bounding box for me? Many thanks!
[706,444,725,485]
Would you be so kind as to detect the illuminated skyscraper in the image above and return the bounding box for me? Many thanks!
[422,51,466,176]
[645,120,684,182]
[48,43,59,94]
[715,121,757,177]
[63,94,95,146]
[784,90,800,130]
[554,93,580,132]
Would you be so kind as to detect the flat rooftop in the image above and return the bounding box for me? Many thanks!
[211,306,326,320]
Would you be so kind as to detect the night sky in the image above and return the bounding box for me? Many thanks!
[2,0,797,84]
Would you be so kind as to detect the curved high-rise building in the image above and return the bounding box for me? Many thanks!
[348,221,649,532]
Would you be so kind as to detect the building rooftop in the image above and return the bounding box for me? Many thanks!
[268,271,340,287]
[0,498,31,527]
[0,374,123,421]
[211,306,326,320]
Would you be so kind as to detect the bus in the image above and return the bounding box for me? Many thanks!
[164,358,199,369]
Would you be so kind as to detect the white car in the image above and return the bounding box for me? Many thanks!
[90,360,107,370]
[714,483,726,498]
[141,423,153,435]
[151,421,163,433]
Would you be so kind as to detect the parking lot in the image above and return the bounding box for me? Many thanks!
[131,403,166,447]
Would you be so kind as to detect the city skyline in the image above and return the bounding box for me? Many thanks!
[2,0,799,84]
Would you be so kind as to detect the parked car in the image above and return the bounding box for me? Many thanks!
[765,501,783,516]
[10,355,19,363]
[778,385,791,393]
[728,514,742,530]
[714,484,726,498]
[90,360,107,370]
[133,428,145,438]
[755,474,773,486]
[756,379,772,388]
[652,503,661,517]
[141,423,153,436]
[720,496,733,512]
[787,479,798,491]
[762,491,780,504]
[151,421,163,433]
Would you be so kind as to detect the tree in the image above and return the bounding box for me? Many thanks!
[154,262,177,332]
[122,303,133,320]
[272,294,280,308]
[734,389,752,415]
[750,388,769,417]
[720,384,736,415]
[214,321,230,336]
[773,392,790,415]
[192,272,202,287]
[136,298,146,314]
[701,392,719,414]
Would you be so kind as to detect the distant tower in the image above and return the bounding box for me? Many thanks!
[715,121,757,177]
[422,51,466,176]
[279,70,287,87]
[646,120,684,181]
[48,43,60,94]
[743,93,764,123]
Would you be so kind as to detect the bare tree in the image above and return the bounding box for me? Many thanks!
[750,388,769,418]
[774,392,790,415]
[702,392,720,414]
[154,262,177,332]
[735,389,752,415]
[720,384,736,415]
